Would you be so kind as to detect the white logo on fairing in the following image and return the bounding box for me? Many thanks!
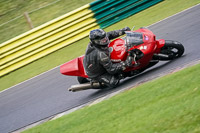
[144,35,149,40]
[140,46,147,50]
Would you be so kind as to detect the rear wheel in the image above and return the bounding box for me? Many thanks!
[77,76,90,84]
[157,40,184,60]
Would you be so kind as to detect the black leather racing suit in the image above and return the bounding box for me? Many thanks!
[83,30,126,88]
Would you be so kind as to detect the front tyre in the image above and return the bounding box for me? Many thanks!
[159,40,185,60]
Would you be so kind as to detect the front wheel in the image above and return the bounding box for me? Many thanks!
[157,40,185,60]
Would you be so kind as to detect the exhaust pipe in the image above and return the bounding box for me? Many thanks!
[153,53,170,60]
[154,53,169,58]
[68,82,101,92]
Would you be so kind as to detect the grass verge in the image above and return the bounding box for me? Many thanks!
[23,63,200,133]
[0,0,200,91]
[0,0,94,43]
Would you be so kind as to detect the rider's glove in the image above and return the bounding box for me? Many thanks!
[120,55,133,70]
[122,27,131,34]
[124,55,133,67]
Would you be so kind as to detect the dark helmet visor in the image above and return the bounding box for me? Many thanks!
[93,35,110,46]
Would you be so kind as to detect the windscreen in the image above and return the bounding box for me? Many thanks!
[125,31,143,47]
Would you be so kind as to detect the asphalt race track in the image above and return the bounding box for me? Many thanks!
[0,4,200,133]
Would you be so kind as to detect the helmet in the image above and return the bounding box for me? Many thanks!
[89,29,110,47]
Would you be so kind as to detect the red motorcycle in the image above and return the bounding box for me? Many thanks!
[60,27,184,92]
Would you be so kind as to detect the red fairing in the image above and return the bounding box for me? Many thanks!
[109,38,127,62]
[134,28,156,55]
[60,56,88,78]
[155,39,165,53]
[109,28,159,72]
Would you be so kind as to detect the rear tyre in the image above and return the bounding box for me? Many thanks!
[158,40,184,60]
[77,76,90,84]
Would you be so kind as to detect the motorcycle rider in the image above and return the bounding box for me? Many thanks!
[83,27,133,88]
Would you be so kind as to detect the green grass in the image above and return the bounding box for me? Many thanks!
[0,0,94,44]
[23,63,200,133]
[0,0,200,91]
